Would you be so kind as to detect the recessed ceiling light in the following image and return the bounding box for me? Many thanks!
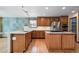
[45,7,48,10]
[62,7,66,10]
[72,10,75,13]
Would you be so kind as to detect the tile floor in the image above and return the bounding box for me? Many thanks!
[0,38,8,53]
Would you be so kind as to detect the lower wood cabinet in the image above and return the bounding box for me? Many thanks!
[32,30,45,39]
[11,34,26,53]
[46,34,61,50]
[11,32,31,53]
[62,34,75,49]
[25,32,31,49]
[45,33,75,51]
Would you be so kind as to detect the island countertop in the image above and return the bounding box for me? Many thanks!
[45,31,76,34]
[10,30,32,34]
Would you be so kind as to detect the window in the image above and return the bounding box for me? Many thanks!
[29,20,37,27]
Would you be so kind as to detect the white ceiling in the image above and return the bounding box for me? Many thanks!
[0,6,79,17]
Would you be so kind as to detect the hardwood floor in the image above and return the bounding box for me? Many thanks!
[75,43,79,53]
[26,39,48,53]
[26,39,79,53]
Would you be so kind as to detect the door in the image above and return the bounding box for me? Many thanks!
[62,34,75,49]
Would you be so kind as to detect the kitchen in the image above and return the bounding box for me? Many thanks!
[0,6,79,53]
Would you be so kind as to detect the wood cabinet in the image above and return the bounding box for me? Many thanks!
[37,16,68,31]
[11,34,26,53]
[11,32,31,53]
[32,30,45,39]
[45,34,61,50]
[60,16,68,31]
[25,32,31,49]
[60,16,68,24]
[62,34,75,49]
[50,17,59,24]
[45,33,75,51]
[37,17,51,26]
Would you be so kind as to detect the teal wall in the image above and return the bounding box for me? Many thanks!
[3,17,28,32]
[3,17,36,32]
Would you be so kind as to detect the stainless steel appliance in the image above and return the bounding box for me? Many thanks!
[50,21,61,32]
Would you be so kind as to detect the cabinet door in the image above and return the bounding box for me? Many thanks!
[37,17,50,26]
[50,17,59,24]
[46,34,61,50]
[32,31,45,39]
[60,16,68,31]
[31,31,38,39]
[40,31,45,39]
[12,34,25,53]
[31,31,36,39]
[60,16,68,24]
[51,35,61,49]
[62,34,75,49]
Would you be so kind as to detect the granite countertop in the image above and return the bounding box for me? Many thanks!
[45,31,76,34]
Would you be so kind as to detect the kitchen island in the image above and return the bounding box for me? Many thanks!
[10,31,32,53]
[10,30,76,53]
[45,31,76,52]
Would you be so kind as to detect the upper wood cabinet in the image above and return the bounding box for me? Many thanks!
[37,16,68,27]
[50,17,59,24]
[37,17,51,26]
[60,16,68,24]
[37,16,68,31]
[60,16,68,31]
